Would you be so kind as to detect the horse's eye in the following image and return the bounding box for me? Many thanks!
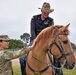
[62,40,68,44]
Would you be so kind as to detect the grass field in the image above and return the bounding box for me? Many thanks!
[13,65,21,75]
[13,64,76,75]
[63,66,76,75]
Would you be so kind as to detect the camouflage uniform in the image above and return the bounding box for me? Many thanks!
[0,47,31,75]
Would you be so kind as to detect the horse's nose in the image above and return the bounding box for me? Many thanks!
[69,62,75,69]
[64,61,75,69]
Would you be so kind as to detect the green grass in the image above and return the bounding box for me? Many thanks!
[13,64,21,75]
[63,66,76,75]
[13,64,76,75]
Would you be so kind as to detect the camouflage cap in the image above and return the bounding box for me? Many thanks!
[0,35,10,41]
[39,2,54,13]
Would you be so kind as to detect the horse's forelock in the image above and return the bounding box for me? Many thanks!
[55,25,70,35]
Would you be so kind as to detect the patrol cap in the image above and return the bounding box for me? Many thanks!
[38,2,54,13]
[0,35,10,41]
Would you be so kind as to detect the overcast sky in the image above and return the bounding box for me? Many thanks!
[0,0,76,44]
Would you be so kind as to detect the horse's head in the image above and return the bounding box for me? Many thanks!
[49,24,75,69]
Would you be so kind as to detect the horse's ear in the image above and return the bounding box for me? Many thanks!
[64,23,70,30]
[66,23,70,28]
[61,23,70,31]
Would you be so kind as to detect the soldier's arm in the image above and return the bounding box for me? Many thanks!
[12,46,32,59]
[4,46,32,60]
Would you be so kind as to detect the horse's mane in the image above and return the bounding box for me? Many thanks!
[32,25,70,48]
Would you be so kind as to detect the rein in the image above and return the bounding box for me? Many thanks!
[31,53,63,75]
[26,55,52,74]
[26,52,62,75]
[32,55,51,65]
[32,54,62,70]
[31,53,62,75]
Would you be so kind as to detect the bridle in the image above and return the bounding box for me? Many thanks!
[49,28,73,62]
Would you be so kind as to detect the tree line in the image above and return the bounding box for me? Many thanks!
[8,33,76,50]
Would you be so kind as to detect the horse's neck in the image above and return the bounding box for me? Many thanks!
[32,39,52,59]
[32,47,47,59]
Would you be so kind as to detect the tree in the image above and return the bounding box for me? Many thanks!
[20,33,30,46]
[9,39,24,49]
[71,42,76,49]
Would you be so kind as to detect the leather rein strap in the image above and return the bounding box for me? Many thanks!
[26,55,52,74]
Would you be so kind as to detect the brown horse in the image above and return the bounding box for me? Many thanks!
[26,24,75,75]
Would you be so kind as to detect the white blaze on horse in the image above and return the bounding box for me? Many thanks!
[26,24,75,75]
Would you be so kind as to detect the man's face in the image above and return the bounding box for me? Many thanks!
[0,40,9,49]
[42,11,49,18]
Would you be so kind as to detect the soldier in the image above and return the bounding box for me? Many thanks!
[0,35,32,75]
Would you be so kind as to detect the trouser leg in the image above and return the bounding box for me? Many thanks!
[19,55,27,75]
[54,58,63,75]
